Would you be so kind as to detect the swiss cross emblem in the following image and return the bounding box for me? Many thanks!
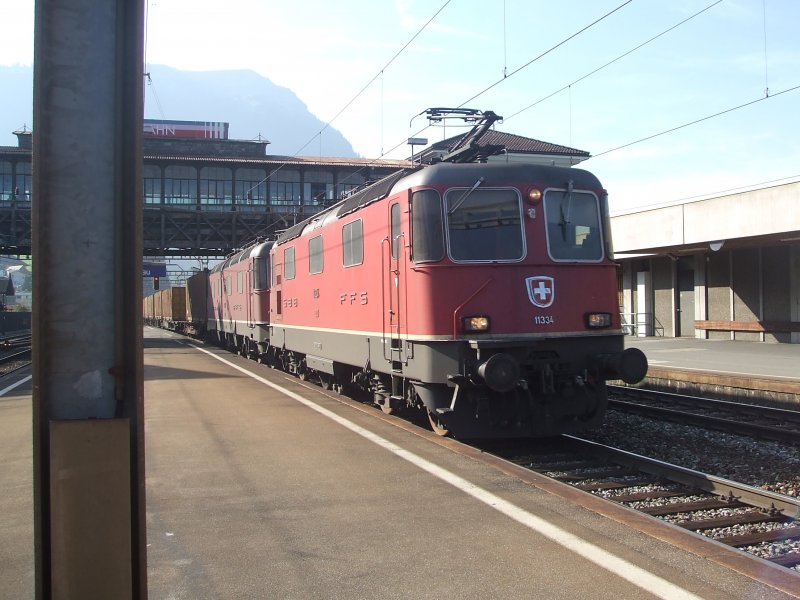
[526,276,555,308]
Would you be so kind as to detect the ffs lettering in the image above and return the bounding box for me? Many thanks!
[340,292,368,305]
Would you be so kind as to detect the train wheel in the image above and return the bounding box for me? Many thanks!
[380,402,395,415]
[427,411,450,437]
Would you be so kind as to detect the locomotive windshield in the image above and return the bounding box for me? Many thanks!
[544,188,603,261]
[444,188,524,261]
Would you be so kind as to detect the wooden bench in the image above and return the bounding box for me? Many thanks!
[694,320,800,333]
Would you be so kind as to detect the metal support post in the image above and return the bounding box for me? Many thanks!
[32,0,146,597]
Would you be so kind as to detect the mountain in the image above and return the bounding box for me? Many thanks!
[0,64,357,157]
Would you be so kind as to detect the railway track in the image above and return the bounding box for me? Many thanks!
[480,436,800,572]
[607,384,800,444]
[0,332,32,376]
[0,348,31,376]
[0,331,32,347]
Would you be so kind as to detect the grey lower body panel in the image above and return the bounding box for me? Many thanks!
[269,326,460,383]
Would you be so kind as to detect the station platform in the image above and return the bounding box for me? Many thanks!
[624,336,800,408]
[6,327,800,598]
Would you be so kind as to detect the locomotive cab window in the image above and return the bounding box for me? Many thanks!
[445,188,523,262]
[410,189,444,263]
[544,189,603,261]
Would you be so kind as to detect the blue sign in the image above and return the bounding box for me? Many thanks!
[142,263,167,278]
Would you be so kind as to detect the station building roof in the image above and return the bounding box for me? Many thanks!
[611,177,800,256]
[414,130,590,167]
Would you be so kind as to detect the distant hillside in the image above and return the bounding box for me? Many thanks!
[0,64,357,157]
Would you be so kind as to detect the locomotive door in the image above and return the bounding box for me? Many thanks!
[247,262,255,328]
[383,201,406,370]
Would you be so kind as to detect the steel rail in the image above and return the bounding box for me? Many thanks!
[607,385,800,444]
[564,435,800,517]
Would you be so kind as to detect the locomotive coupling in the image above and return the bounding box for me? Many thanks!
[476,353,520,393]
[597,347,648,384]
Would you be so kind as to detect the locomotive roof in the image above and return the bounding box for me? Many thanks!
[273,162,603,246]
[275,167,420,245]
[210,239,273,272]
[399,161,602,189]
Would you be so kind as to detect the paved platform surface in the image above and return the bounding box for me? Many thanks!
[625,336,800,382]
[3,328,800,597]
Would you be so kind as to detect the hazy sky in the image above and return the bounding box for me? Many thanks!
[3,0,799,212]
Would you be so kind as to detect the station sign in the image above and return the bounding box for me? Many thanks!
[142,263,167,278]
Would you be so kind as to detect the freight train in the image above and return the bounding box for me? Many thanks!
[144,110,647,438]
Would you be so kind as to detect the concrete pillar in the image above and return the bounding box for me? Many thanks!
[636,267,653,336]
[694,252,708,339]
[792,245,800,343]
[620,262,634,334]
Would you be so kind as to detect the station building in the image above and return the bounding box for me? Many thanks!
[612,178,800,343]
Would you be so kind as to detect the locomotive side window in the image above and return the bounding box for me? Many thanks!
[342,219,364,267]
[544,189,603,261]
[284,246,296,280]
[309,235,324,274]
[445,188,524,262]
[410,189,444,263]
[390,203,401,259]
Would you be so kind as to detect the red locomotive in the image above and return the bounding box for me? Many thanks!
[264,110,645,438]
[206,240,273,357]
[147,109,647,438]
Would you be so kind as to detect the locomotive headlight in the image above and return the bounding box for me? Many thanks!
[525,187,543,204]
[586,312,612,328]
[464,316,490,332]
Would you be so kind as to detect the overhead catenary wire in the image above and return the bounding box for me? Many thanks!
[593,83,800,158]
[242,0,454,199]
[318,1,799,219]
[762,0,770,97]
[292,0,641,198]
[220,0,792,238]
[248,0,635,206]
[245,0,643,206]
[504,0,723,122]
[458,0,635,109]
[290,0,454,159]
